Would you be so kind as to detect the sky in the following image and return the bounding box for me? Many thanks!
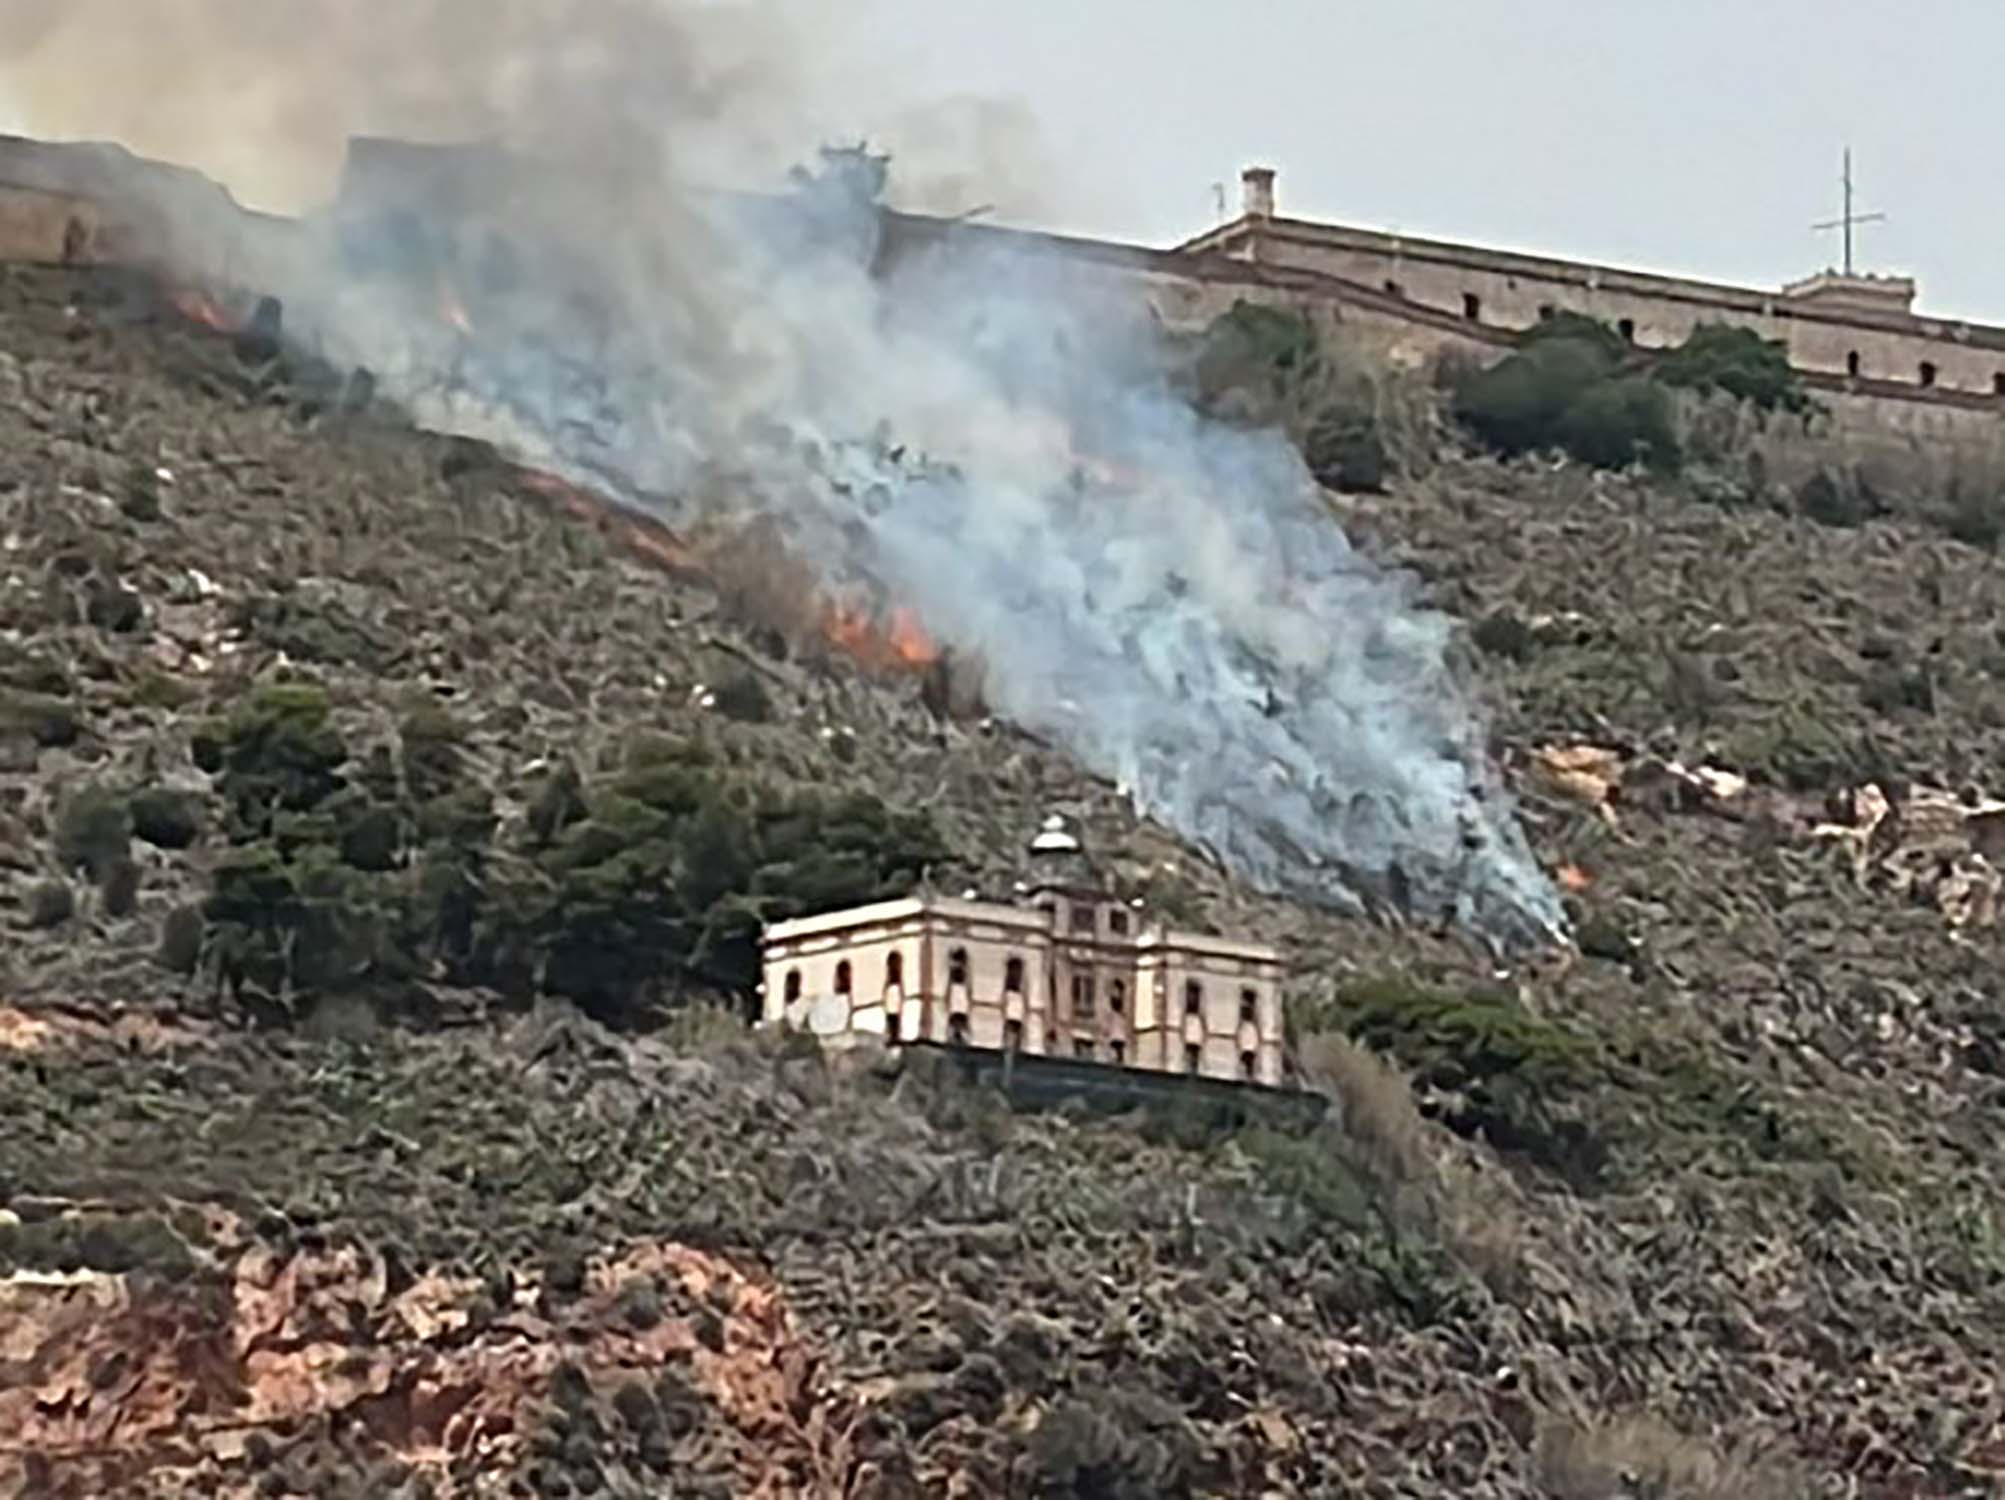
[1,0,1998,322]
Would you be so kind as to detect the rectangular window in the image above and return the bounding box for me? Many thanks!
[1070,904,1096,934]
[1109,1040,1126,1066]
[1108,910,1129,935]
[1184,1043,1201,1075]
[1070,973,1096,1017]
[1239,987,1258,1025]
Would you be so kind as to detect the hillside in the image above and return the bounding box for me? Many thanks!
[6,259,2005,1499]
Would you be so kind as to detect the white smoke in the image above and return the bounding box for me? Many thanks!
[2,1,1567,948]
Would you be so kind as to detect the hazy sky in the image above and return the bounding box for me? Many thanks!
[4,0,1998,322]
[852,0,2002,324]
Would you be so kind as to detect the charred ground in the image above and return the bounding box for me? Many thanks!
[5,263,2005,1497]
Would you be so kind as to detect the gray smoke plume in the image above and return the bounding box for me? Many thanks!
[3,2,1568,949]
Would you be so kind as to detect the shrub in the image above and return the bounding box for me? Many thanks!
[1521,308,1629,361]
[128,786,203,850]
[1188,299,1319,419]
[1299,394,1388,492]
[1794,465,1880,528]
[1025,1391,1198,1500]
[1656,322,1810,414]
[27,878,74,928]
[1450,335,1620,462]
[1469,609,1534,662]
[1184,300,1412,490]
[100,858,141,917]
[1554,376,1680,473]
[54,786,132,879]
[194,681,348,834]
[1305,975,1609,1185]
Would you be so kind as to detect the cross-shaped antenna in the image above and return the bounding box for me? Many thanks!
[1811,146,1886,276]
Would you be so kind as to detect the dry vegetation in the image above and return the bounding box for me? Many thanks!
[6,264,2005,1496]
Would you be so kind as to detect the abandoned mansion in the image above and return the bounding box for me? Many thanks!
[760,818,1288,1086]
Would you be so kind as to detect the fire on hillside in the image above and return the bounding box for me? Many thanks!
[13,129,1570,951]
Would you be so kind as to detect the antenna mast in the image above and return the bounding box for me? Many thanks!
[1811,146,1886,276]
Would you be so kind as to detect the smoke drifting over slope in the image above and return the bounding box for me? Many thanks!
[4,2,1567,948]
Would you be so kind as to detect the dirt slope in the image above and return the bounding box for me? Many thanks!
[5,262,2005,1498]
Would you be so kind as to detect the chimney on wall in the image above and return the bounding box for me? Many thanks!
[1241,166,1276,220]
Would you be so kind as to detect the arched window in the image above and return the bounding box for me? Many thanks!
[1846,349,1862,378]
[784,969,802,1003]
[1184,980,1204,1018]
[1462,291,1481,321]
[1617,318,1636,343]
[834,960,852,996]
[1108,979,1127,1015]
[947,947,970,988]
[885,952,904,991]
[1004,956,1025,994]
[1920,360,1938,388]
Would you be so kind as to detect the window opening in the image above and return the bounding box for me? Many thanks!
[1239,987,1258,1024]
[834,961,852,996]
[885,951,904,991]
[1462,292,1481,320]
[1617,318,1636,342]
[1920,360,1938,388]
[1109,979,1127,1015]
[1109,1040,1126,1066]
[1071,972,1096,1017]
[1005,1019,1023,1051]
[947,947,969,988]
[1185,1043,1202,1075]
[1241,1050,1258,1080]
[1846,350,1862,377]
[1184,980,1204,1018]
[1004,956,1025,994]
[784,969,802,1003]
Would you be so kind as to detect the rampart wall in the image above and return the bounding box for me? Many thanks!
[1185,215,2005,402]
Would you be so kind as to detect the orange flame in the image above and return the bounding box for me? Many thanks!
[516,468,698,572]
[820,597,941,673]
[168,286,233,331]
[515,466,940,676]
